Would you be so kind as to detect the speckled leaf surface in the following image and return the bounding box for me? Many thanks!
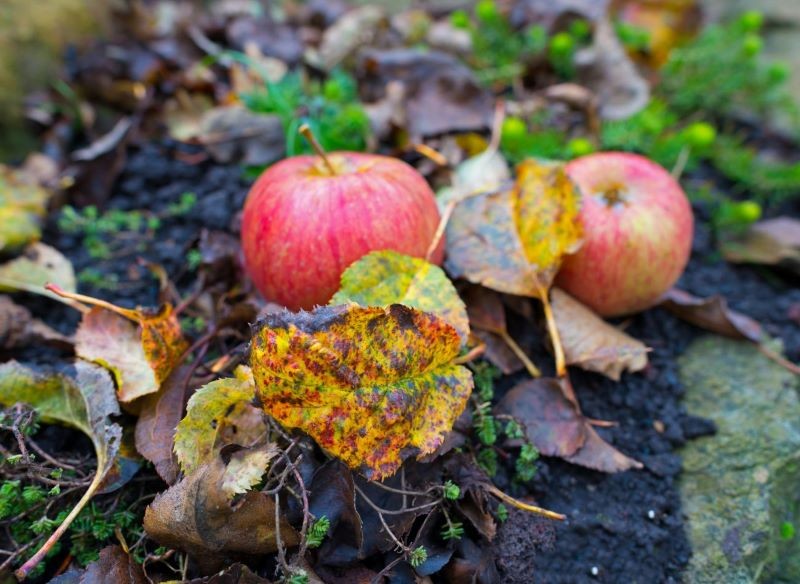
[250,304,473,480]
[331,250,469,344]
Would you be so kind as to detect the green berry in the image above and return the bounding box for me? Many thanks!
[742,34,763,57]
[569,19,591,41]
[502,116,527,144]
[683,122,717,150]
[566,137,594,158]
[736,200,762,223]
[767,61,790,83]
[780,522,796,541]
[550,32,575,57]
[739,10,764,32]
[322,79,344,102]
[475,0,498,22]
[450,9,470,29]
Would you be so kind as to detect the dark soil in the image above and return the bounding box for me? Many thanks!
[28,141,800,583]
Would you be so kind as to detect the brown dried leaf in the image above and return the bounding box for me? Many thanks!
[0,295,71,349]
[144,456,298,573]
[183,563,273,584]
[462,286,526,374]
[359,49,493,138]
[134,366,192,485]
[564,424,642,473]
[720,217,800,276]
[82,545,147,584]
[315,6,386,71]
[495,378,586,457]
[551,288,648,380]
[659,288,763,343]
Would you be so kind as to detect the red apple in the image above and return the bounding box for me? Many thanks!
[555,152,694,317]
[241,151,443,311]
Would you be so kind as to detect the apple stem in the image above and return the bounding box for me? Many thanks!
[299,124,337,176]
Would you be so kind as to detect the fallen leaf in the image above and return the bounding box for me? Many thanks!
[551,288,648,380]
[720,217,800,276]
[143,456,298,573]
[308,460,363,566]
[315,5,387,71]
[250,304,473,480]
[564,424,642,472]
[75,303,188,403]
[182,563,273,584]
[48,545,146,584]
[164,91,216,142]
[495,378,587,457]
[174,365,267,475]
[331,250,470,345]
[659,288,763,342]
[0,360,123,579]
[509,0,610,29]
[446,158,583,298]
[135,365,193,485]
[359,49,494,138]
[0,243,77,300]
[197,106,285,167]
[0,164,51,253]
[0,295,72,349]
[575,18,650,120]
[65,117,133,207]
[221,444,279,498]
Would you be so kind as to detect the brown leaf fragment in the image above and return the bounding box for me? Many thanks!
[720,217,800,276]
[551,288,648,381]
[358,49,493,138]
[144,456,298,573]
[184,563,273,584]
[315,6,387,71]
[659,288,763,343]
[495,379,587,457]
[564,424,643,473]
[82,545,147,584]
[473,330,525,375]
[134,365,193,485]
[0,295,72,349]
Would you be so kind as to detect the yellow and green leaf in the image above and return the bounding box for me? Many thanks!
[331,250,470,344]
[250,304,473,480]
[0,164,50,253]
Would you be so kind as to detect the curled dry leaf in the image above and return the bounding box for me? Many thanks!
[250,304,473,480]
[0,360,123,579]
[143,456,298,573]
[551,288,648,380]
[575,18,650,120]
[497,378,642,472]
[0,164,51,253]
[75,303,188,403]
[720,217,800,276]
[495,378,587,457]
[0,243,77,301]
[174,365,267,475]
[134,365,193,485]
[659,288,763,343]
[445,159,582,299]
[0,295,72,349]
[331,250,470,345]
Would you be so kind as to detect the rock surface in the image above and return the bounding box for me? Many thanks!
[679,336,800,583]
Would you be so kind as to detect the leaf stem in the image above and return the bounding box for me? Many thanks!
[45,284,138,322]
[757,343,800,375]
[485,484,565,521]
[537,283,566,377]
[299,124,337,176]
[499,330,541,377]
[15,469,104,580]
[453,343,486,365]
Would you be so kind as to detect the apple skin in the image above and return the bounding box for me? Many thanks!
[241,152,444,310]
[555,152,694,317]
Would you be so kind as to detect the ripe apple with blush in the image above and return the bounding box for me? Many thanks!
[241,126,444,311]
[555,152,694,317]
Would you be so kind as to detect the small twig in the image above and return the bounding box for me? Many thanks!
[758,343,800,375]
[671,145,691,180]
[453,343,486,365]
[485,484,565,521]
[354,484,440,516]
[499,330,541,377]
[354,486,410,553]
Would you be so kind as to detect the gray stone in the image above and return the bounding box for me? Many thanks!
[679,336,800,583]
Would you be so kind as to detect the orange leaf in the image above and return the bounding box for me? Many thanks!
[249,304,473,480]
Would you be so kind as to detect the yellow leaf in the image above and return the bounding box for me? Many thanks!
[250,304,473,480]
[0,164,50,252]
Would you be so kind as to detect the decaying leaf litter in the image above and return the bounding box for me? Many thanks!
[1,0,799,582]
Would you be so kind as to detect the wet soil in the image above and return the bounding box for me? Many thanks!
[24,141,800,583]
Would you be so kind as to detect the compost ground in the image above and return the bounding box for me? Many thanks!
[32,141,800,583]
